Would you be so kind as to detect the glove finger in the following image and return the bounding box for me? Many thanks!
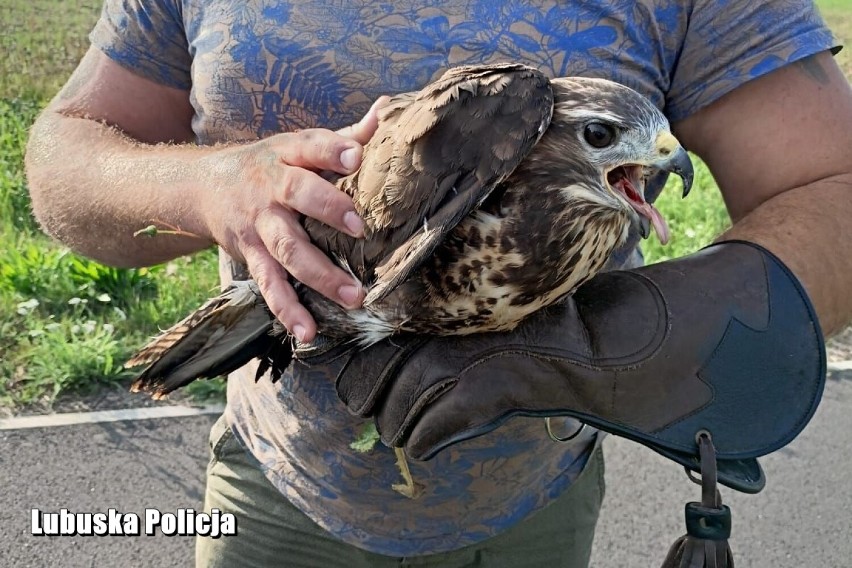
[336,335,429,416]
[372,335,482,446]
[401,357,566,460]
[377,375,458,448]
[402,378,512,460]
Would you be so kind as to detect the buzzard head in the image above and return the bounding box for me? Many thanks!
[535,77,694,245]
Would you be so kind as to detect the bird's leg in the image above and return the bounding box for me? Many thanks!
[391,447,424,499]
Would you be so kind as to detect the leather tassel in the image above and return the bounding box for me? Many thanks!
[662,431,735,568]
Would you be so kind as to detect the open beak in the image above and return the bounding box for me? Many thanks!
[606,133,694,245]
[607,165,670,244]
[653,133,694,198]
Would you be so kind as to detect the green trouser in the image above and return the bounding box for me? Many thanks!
[196,416,605,568]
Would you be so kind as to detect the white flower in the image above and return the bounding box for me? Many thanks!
[68,297,88,306]
[102,323,115,334]
[82,320,97,334]
[112,307,127,321]
[96,293,111,303]
[16,298,39,315]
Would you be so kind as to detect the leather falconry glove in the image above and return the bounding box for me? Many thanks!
[299,240,826,567]
[303,240,826,489]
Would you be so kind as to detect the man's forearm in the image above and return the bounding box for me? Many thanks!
[25,111,219,267]
[674,53,852,339]
[721,176,852,337]
[25,47,213,267]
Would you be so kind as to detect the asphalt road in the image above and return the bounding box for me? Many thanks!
[0,414,213,567]
[1,372,850,567]
[593,370,852,568]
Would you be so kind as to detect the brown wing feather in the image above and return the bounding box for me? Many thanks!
[363,65,555,304]
[306,63,554,304]
[125,293,237,368]
[126,281,274,398]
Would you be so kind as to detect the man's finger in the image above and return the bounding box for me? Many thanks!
[336,96,391,144]
[270,128,364,175]
[276,168,365,238]
[255,206,365,310]
[242,240,316,342]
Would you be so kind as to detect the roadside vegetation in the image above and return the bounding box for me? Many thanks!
[1,0,849,409]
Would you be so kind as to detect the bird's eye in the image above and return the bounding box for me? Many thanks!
[583,123,617,148]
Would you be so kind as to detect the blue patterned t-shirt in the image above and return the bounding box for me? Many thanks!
[91,0,836,557]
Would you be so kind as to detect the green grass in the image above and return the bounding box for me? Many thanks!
[0,0,102,100]
[0,0,849,408]
[818,0,852,13]
[641,162,730,264]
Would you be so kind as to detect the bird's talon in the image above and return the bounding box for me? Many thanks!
[393,446,424,499]
[392,481,425,499]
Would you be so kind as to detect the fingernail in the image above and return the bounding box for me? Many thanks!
[292,325,307,343]
[343,211,364,237]
[338,284,362,306]
[340,147,360,172]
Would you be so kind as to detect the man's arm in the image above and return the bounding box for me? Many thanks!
[27,48,209,264]
[674,51,852,336]
[26,48,379,342]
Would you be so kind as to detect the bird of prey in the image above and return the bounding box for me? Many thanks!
[127,63,693,400]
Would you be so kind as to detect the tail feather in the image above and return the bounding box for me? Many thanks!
[126,292,239,368]
[127,280,278,399]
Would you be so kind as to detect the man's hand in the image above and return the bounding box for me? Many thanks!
[310,242,824,473]
[197,104,383,342]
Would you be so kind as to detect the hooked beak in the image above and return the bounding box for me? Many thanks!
[653,132,694,198]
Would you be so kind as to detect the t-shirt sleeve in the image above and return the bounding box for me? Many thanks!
[89,0,192,90]
[666,0,840,121]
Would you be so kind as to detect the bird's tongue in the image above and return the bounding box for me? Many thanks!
[633,201,670,245]
[615,173,670,245]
